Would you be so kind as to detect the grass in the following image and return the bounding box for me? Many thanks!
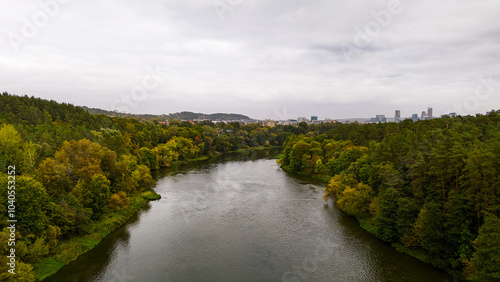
[34,190,161,280]
[170,155,210,166]
[357,217,377,236]
[228,145,282,154]
[311,175,331,183]
[141,190,162,201]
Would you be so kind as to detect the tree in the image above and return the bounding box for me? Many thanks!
[35,158,71,197]
[376,188,399,242]
[289,140,310,173]
[92,128,130,155]
[21,141,42,175]
[464,148,497,230]
[73,174,111,220]
[420,201,447,268]
[470,215,500,280]
[108,191,130,211]
[54,139,105,183]
[336,183,374,218]
[396,197,419,244]
[0,124,23,173]
[139,147,158,170]
[444,190,469,268]
[132,165,156,192]
[10,176,50,235]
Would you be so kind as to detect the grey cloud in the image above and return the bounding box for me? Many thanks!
[0,0,499,119]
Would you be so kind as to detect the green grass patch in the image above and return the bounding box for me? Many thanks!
[358,217,377,236]
[171,155,211,166]
[142,190,161,201]
[34,190,158,280]
[311,175,330,183]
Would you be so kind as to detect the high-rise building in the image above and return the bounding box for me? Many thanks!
[311,116,318,121]
[427,107,433,119]
[421,111,427,120]
[394,110,401,123]
[411,114,418,122]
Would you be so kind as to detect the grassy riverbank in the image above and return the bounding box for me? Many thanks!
[228,145,282,154]
[34,190,161,280]
[34,146,280,280]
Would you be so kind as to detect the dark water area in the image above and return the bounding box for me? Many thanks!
[46,148,455,281]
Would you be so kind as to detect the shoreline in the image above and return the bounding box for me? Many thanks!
[34,190,161,280]
[35,146,279,281]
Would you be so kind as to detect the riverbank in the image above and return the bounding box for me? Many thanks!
[279,166,464,280]
[349,206,466,280]
[36,146,280,280]
[34,190,161,280]
[42,157,455,281]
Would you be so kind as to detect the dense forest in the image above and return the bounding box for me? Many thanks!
[0,93,295,280]
[278,111,500,280]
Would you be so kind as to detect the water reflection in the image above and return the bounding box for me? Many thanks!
[46,148,455,282]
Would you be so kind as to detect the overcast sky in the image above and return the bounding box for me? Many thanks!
[1,0,499,120]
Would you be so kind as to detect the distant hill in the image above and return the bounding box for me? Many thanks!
[81,107,252,121]
[167,111,251,121]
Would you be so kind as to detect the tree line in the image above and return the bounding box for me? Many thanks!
[278,111,500,280]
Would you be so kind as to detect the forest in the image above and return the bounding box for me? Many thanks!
[278,110,500,280]
[0,92,295,280]
[1,92,498,280]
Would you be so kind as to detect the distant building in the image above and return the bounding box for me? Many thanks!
[394,110,401,123]
[411,114,418,122]
[377,115,387,123]
[442,112,457,118]
[421,111,427,120]
[311,116,318,122]
[323,118,337,123]
[370,115,387,123]
[262,119,276,127]
[427,107,433,119]
[297,117,308,123]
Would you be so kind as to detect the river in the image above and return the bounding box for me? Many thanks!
[46,149,455,281]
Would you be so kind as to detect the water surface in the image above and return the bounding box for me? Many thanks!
[47,149,454,281]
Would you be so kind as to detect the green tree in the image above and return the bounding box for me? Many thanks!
[73,174,111,220]
[35,158,71,197]
[420,201,447,268]
[336,183,374,218]
[396,197,419,243]
[132,165,156,192]
[0,124,23,173]
[470,215,500,280]
[376,188,400,242]
[10,176,50,235]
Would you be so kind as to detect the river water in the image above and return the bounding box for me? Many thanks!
[46,149,455,281]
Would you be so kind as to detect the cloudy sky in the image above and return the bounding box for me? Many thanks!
[1,0,499,120]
